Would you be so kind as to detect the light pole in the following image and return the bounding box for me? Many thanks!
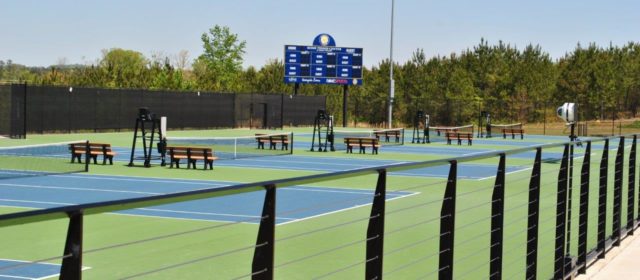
[387,0,395,129]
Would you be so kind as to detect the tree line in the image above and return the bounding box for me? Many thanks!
[1,25,639,126]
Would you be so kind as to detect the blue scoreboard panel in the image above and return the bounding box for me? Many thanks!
[284,45,363,86]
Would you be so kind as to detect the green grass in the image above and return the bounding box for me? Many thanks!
[0,128,636,279]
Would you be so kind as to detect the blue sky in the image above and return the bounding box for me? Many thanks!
[1,0,638,68]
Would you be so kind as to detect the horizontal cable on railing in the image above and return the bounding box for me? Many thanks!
[275,192,378,218]
[384,216,443,237]
[455,214,496,232]
[84,214,265,257]
[504,187,536,201]
[456,184,496,198]
[276,215,372,243]
[274,236,371,270]
[385,198,448,217]
[311,258,367,279]
[454,244,493,267]
[383,233,442,258]
[119,242,263,279]
[456,256,495,280]
[457,199,500,215]
[0,253,72,273]
[383,249,440,277]
[395,179,449,193]
[231,268,268,280]
[413,264,449,280]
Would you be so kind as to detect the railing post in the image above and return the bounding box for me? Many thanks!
[628,135,636,235]
[613,137,624,246]
[252,184,276,280]
[598,139,609,259]
[60,210,83,280]
[489,154,505,280]
[526,147,542,280]
[366,169,386,280]
[554,144,569,280]
[578,141,591,274]
[439,160,457,280]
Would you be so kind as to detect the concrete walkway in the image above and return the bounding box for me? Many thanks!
[577,233,640,279]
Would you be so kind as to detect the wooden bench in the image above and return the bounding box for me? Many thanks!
[167,146,218,170]
[68,142,116,165]
[255,134,290,150]
[502,128,525,139]
[344,137,380,154]
[445,132,473,146]
[374,129,402,143]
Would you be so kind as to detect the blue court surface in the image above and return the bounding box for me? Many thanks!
[0,259,89,280]
[0,173,415,225]
[109,147,531,179]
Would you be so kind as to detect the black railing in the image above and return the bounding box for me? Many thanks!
[0,134,638,279]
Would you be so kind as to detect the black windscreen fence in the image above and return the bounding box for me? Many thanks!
[0,85,326,135]
[0,84,26,138]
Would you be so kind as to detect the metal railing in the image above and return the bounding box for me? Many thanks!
[0,134,638,279]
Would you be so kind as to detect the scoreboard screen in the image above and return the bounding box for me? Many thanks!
[284,45,363,86]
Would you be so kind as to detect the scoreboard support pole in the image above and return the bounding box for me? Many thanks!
[343,85,348,127]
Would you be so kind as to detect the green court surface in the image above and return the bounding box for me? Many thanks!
[0,127,636,279]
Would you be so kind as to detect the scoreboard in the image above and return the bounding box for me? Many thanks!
[284,45,363,85]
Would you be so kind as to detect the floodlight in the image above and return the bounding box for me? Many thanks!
[557,103,576,123]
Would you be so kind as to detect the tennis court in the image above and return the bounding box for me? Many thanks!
[1,127,636,279]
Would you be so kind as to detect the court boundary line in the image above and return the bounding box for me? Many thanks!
[278,191,420,226]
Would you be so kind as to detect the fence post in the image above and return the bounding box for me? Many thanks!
[526,147,542,280]
[366,169,386,279]
[613,137,624,246]
[578,141,591,274]
[439,160,457,280]
[60,210,83,280]
[598,139,609,259]
[628,135,636,235]
[554,144,569,280]
[489,154,505,280]
[252,184,276,280]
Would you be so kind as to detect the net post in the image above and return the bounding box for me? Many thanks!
[554,144,569,280]
[613,137,624,246]
[598,139,609,259]
[627,135,636,235]
[289,132,294,155]
[489,153,505,280]
[366,169,386,279]
[252,184,276,280]
[60,210,83,280]
[439,160,457,280]
[578,141,591,274]
[526,147,542,279]
[234,138,238,159]
[84,140,90,172]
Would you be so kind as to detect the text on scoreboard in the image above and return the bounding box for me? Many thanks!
[284,45,363,85]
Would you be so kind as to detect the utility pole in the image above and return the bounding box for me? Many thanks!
[387,0,395,129]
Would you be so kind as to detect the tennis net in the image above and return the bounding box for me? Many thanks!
[487,123,522,137]
[166,132,294,160]
[315,128,405,151]
[427,125,475,143]
[0,141,89,179]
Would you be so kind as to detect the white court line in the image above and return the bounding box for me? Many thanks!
[277,191,420,226]
[0,183,162,195]
[477,166,534,181]
[0,258,90,280]
[0,274,32,279]
[234,157,400,168]
[283,187,410,196]
[0,199,72,206]
[49,173,229,186]
[136,208,294,221]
